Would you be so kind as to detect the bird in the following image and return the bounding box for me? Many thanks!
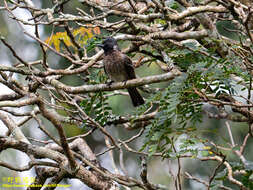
[98,37,145,107]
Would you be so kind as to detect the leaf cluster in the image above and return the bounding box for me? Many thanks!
[141,47,247,158]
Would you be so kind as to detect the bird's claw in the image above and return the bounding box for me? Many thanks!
[106,80,114,86]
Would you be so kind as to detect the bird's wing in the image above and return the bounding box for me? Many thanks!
[122,54,136,79]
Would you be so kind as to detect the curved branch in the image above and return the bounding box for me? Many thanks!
[201,156,248,190]
[37,98,78,171]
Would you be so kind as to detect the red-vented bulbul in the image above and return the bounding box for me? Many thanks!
[98,37,145,107]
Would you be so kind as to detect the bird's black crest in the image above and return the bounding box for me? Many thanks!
[99,37,119,54]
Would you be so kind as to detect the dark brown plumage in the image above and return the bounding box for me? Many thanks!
[98,37,145,107]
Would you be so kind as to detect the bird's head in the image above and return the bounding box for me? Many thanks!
[98,37,119,54]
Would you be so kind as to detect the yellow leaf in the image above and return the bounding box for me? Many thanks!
[44,26,101,52]
[53,37,60,52]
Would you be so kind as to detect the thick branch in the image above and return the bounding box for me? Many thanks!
[37,99,77,172]
[0,111,29,143]
[168,5,227,20]
[0,137,65,162]
[45,70,181,94]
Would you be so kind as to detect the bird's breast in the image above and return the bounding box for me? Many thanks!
[104,52,128,82]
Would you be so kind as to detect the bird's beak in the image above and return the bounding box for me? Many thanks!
[97,44,104,48]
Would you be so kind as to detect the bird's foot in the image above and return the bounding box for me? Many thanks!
[123,80,128,86]
[106,80,114,86]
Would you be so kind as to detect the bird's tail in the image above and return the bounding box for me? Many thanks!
[127,87,145,107]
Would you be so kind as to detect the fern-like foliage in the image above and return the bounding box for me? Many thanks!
[80,69,115,128]
[141,49,245,158]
